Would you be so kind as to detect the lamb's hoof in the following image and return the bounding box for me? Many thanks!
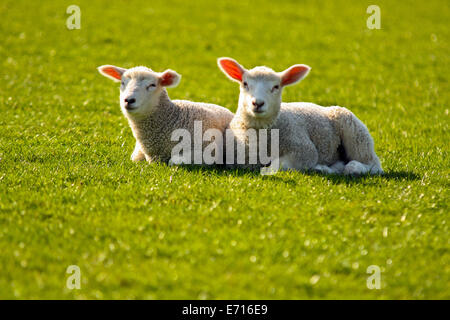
[370,166,384,175]
[168,156,188,166]
[314,164,333,174]
[343,160,367,175]
[330,161,346,174]
[131,155,145,162]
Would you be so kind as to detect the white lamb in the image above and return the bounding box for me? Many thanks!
[98,65,234,164]
[217,57,383,175]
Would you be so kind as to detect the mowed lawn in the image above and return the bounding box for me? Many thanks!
[0,0,448,299]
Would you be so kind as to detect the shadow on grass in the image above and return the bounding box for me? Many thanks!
[174,164,259,177]
[176,164,420,185]
[305,170,421,185]
[176,164,300,185]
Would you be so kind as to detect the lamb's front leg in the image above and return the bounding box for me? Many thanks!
[279,139,319,171]
[313,164,335,174]
[313,161,347,174]
[131,142,145,162]
[286,139,345,174]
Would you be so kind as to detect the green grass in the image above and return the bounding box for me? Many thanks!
[0,0,449,299]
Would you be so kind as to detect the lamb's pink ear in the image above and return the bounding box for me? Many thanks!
[217,57,246,82]
[280,64,311,87]
[97,65,126,82]
[159,69,181,88]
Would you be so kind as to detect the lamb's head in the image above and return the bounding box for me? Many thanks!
[98,65,181,116]
[218,57,310,121]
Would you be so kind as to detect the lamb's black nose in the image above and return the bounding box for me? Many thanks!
[252,99,265,112]
[252,100,265,108]
[124,98,136,105]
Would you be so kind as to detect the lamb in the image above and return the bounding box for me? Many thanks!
[217,57,383,175]
[98,65,234,164]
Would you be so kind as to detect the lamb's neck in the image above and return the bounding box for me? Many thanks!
[127,90,178,140]
[231,109,278,131]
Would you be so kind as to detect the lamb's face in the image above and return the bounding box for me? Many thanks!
[120,68,162,116]
[217,57,311,121]
[239,68,282,119]
[98,65,181,117]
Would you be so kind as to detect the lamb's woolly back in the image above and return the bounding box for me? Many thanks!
[128,91,233,162]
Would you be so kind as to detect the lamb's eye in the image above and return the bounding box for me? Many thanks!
[272,85,279,91]
[243,82,248,89]
[147,83,156,90]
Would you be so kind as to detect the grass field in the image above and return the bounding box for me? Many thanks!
[0,0,448,299]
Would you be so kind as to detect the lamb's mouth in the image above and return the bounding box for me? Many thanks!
[125,106,138,112]
[252,109,267,117]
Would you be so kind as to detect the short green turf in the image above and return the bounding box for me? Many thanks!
[0,0,448,299]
